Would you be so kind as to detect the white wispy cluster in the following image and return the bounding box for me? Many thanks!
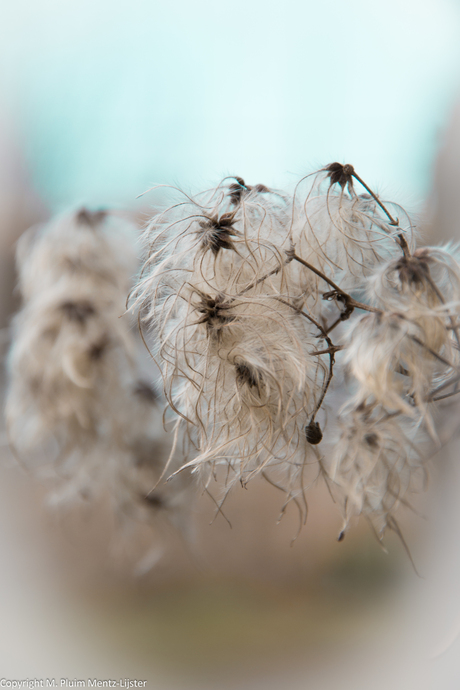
[131,163,459,537]
[6,209,193,530]
[334,243,460,536]
[7,163,460,545]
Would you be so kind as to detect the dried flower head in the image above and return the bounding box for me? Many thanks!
[131,164,460,543]
[6,207,195,540]
[9,160,459,553]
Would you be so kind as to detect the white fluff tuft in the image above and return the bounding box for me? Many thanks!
[6,208,195,536]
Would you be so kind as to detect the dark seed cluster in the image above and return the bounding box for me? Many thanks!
[60,300,96,324]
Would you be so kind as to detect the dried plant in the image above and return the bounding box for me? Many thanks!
[5,208,194,535]
[6,162,460,552]
[131,163,460,541]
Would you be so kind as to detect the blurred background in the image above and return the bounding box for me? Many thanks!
[1,0,460,687]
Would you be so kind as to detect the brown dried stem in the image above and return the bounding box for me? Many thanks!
[274,296,338,437]
[350,169,410,258]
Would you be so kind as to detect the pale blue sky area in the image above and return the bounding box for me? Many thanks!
[2,0,460,212]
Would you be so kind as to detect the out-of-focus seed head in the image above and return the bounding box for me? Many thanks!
[76,208,107,228]
[60,300,96,324]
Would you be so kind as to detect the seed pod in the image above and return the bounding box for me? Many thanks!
[306,420,323,445]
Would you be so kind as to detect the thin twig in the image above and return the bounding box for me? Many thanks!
[410,335,460,373]
[238,258,291,296]
[309,345,343,356]
[274,296,337,428]
[288,249,380,313]
[350,170,410,258]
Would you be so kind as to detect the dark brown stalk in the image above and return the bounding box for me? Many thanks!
[288,249,381,316]
[274,296,338,440]
[238,259,291,296]
[350,169,410,258]
[324,162,410,257]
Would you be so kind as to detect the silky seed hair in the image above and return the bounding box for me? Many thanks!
[132,163,460,540]
[331,240,460,534]
[330,407,425,538]
[8,161,459,548]
[131,179,328,511]
[290,167,414,295]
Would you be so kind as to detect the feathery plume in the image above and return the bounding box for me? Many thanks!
[132,165,460,541]
[6,208,195,537]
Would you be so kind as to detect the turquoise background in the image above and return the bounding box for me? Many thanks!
[2,0,460,211]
